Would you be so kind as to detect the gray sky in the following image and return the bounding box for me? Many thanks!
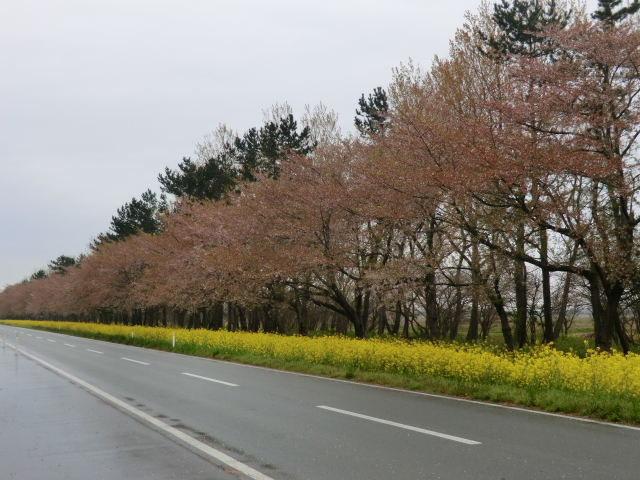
[0,0,596,288]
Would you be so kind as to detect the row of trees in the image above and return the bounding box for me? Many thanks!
[4,0,640,353]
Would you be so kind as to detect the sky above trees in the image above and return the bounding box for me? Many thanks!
[0,0,598,288]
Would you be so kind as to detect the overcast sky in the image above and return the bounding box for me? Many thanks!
[0,0,598,289]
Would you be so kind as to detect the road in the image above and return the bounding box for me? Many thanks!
[2,325,640,479]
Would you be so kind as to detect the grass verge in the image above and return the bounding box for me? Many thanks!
[5,322,640,426]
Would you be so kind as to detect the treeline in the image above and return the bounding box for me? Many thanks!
[4,0,640,353]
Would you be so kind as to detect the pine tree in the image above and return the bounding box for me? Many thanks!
[97,189,167,244]
[29,269,48,281]
[480,0,571,59]
[235,114,315,180]
[354,87,389,135]
[159,156,236,201]
[592,0,640,27]
[159,114,315,199]
[48,255,77,275]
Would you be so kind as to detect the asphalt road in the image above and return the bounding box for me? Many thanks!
[2,325,640,480]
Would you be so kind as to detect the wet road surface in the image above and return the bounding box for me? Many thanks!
[0,339,252,480]
[3,325,640,479]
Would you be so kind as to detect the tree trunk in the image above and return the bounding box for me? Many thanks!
[553,273,572,340]
[361,291,371,333]
[294,292,309,336]
[540,229,554,344]
[609,283,630,354]
[450,255,464,340]
[236,306,248,331]
[489,277,514,351]
[588,271,612,352]
[250,307,261,332]
[392,301,402,335]
[425,271,440,340]
[467,291,479,342]
[377,304,388,336]
[262,306,277,333]
[514,223,528,348]
[467,240,480,341]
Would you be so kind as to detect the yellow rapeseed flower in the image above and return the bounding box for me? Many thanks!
[3,320,640,399]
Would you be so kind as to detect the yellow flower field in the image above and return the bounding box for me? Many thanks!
[4,319,640,399]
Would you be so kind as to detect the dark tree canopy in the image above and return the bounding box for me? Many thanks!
[233,113,315,181]
[29,269,48,281]
[159,114,315,200]
[159,156,237,201]
[480,0,571,58]
[355,87,389,135]
[48,255,77,275]
[592,0,640,26]
[96,189,167,245]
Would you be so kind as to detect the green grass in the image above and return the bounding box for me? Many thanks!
[6,322,640,426]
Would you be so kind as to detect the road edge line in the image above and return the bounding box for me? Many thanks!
[8,342,275,480]
[5,325,640,433]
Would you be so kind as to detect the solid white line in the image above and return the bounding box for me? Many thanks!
[317,405,481,445]
[182,372,238,387]
[8,323,640,433]
[47,339,56,343]
[121,357,149,365]
[64,343,76,348]
[87,349,104,354]
[9,344,274,480]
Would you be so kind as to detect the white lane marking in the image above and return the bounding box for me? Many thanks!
[317,405,481,445]
[121,357,149,365]
[47,339,56,343]
[182,373,238,387]
[27,334,32,336]
[9,344,274,480]
[64,343,76,348]
[87,349,104,354]
[11,324,640,433]
[220,360,640,433]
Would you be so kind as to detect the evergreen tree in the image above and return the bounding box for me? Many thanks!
[592,0,640,26]
[159,114,315,200]
[97,189,167,245]
[159,156,236,201]
[30,269,48,281]
[354,87,389,135]
[48,255,76,275]
[480,0,571,59]
[234,114,315,180]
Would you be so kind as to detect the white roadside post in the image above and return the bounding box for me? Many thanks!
[131,329,134,339]
[172,331,176,348]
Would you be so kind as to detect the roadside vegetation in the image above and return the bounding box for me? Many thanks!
[5,319,640,425]
[3,1,640,425]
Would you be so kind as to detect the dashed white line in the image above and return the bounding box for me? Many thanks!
[36,336,42,339]
[121,357,149,365]
[64,343,76,347]
[182,372,239,387]
[317,406,481,445]
[10,345,274,480]
[47,339,56,343]
[87,349,103,354]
